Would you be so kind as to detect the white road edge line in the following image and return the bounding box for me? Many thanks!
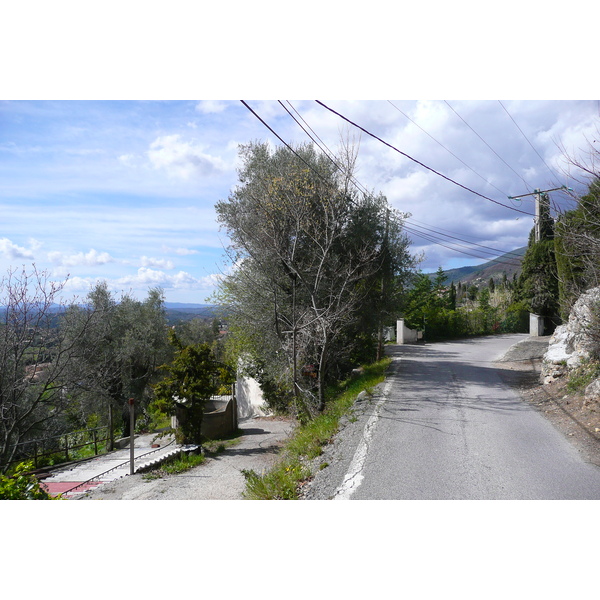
[333,371,394,500]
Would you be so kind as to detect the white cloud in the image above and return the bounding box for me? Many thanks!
[48,249,114,267]
[118,153,137,166]
[0,237,39,259]
[175,247,199,256]
[160,245,199,256]
[195,101,227,114]
[147,134,225,180]
[140,256,174,269]
[115,267,222,292]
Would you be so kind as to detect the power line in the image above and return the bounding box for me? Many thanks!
[240,100,335,188]
[282,102,528,261]
[497,100,559,184]
[276,100,361,190]
[315,100,534,216]
[244,100,529,266]
[278,100,529,261]
[387,100,510,198]
[406,221,524,264]
[404,224,523,267]
[443,100,534,191]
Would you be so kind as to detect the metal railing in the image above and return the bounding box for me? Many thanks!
[2,426,111,471]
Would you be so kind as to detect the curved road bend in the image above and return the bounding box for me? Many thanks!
[345,335,600,500]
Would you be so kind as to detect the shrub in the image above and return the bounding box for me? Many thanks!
[0,462,53,500]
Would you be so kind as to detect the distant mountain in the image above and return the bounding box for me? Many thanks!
[164,303,223,324]
[430,246,527,287]
[164,302,214,309]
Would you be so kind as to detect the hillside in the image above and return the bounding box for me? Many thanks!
[164,303,223,324]
[431,246,526,287]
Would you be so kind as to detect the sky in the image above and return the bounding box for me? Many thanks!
[1,2,598,306]
[1,99,598,304]
[4,0,599,580]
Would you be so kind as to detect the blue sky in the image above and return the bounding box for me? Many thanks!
[1,99,598,303]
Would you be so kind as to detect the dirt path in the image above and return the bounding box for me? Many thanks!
[77,416,295,500]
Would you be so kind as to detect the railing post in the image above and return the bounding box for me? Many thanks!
[108,403,114,452]
[93,429,98,455]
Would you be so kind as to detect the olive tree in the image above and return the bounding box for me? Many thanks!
[216,141,414,416]
[62,282,170,439]
[0,267,96,472]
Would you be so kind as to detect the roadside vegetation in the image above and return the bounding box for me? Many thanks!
[0,268,228,485]
[402,267,529,341]
[241,357,390,500]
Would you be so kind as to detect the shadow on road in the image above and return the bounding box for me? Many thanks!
[379,339,541,428]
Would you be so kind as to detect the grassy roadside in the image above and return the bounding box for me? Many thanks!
[241,357,391,499]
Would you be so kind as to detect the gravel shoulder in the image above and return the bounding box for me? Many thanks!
[495,336,600,468]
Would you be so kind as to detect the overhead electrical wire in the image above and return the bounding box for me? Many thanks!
[282,101,528,268]
[241,99,529,267]
[240,100,336,188]
[405,221,524,264]
[275,100,527,262]
[314,100,534,217]
[404,225,523,268]
[443,100,537,194]
[387,100,510,198]
[497,100,560,186]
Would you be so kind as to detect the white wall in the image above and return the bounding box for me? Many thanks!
[236,376,270,419]
[397,318,421,344]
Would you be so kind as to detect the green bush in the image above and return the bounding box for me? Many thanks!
[0,462,54,500]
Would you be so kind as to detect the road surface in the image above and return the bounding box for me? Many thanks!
[328,335,600,500]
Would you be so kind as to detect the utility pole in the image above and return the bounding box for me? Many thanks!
[508,186,571,243]
[508,185,571,336]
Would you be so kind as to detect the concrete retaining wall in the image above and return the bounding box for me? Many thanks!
[170,395,238,441]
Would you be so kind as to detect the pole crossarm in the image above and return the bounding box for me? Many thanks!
[508,185,571,200]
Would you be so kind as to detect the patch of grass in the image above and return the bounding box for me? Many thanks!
[242,357,391,500]
[203,432,242,454]
[567,360,600,392]
[160,452,206,474]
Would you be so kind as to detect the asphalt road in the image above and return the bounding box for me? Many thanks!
[325,335,600,500]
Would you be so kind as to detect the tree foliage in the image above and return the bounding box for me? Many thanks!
[216,141,415,417]
[555,178,600,319]
[62,283,170,436]
[518,193,559,332]
[0,461,53,499]
[153,331,222,445]
[0,267,98,472]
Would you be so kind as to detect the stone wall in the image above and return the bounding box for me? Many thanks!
[541,286,600,384]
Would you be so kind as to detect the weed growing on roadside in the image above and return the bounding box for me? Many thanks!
[567,360,600,392]
[161,452,206,474]
[242,357,391,500]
